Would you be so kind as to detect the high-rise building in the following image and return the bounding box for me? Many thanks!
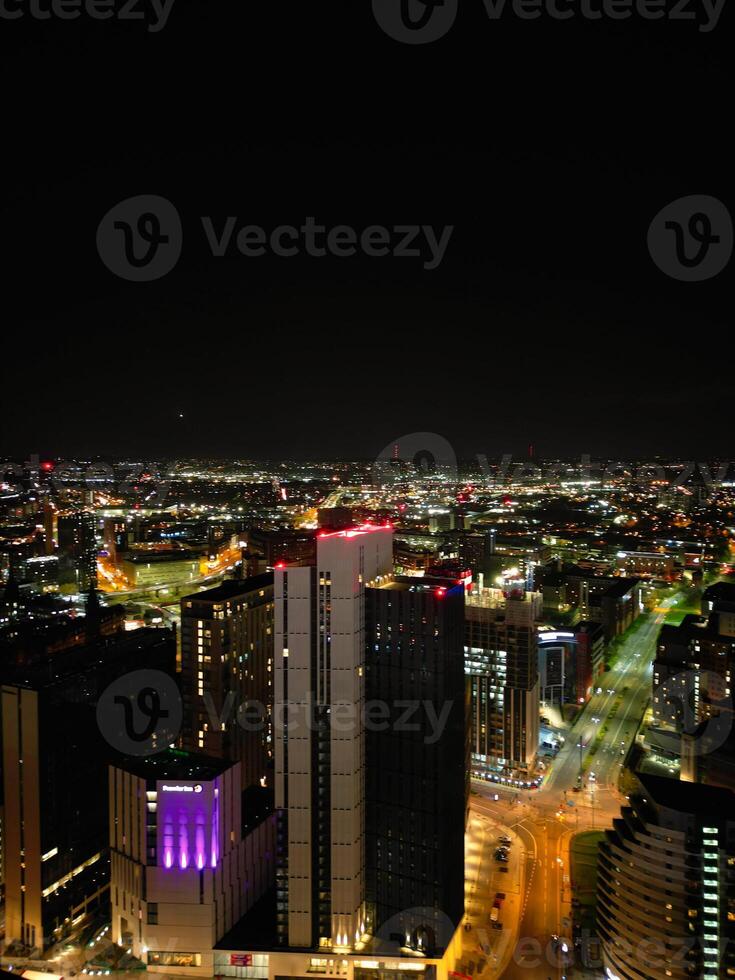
[109,750,275,977]
[365,577,468,950]
[180,574,274,789]
[597,773,735,980]
[465,577,542,779]
[273,525,394,951]
[272,525,467,967]
[1,627,176,953]
[57,510,97,591]
[653,609,735,733]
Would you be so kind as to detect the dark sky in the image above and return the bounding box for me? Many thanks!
[0,0,731,462]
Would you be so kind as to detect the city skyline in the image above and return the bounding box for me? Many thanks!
[2,1,733,977]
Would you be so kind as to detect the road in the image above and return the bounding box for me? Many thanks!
[467,605,669,979]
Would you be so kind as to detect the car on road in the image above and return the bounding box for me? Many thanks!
[494,893,506,905]
[491,921,503,930]
[490,907,499,922]
[498,866,509,873]
[499,836,512,844]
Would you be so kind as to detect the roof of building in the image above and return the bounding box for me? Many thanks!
[115,747,233,782]
[601,577,641,598]
[1,625,173,689]
[374,575,463,594]
[317,522,393,540]
[703,581,735,604]
[660,613,735,644]
[182,573,273,604]
[575,620,604,636]
[637,772,735,818]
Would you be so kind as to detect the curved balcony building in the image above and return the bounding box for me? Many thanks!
[597,773,735,980]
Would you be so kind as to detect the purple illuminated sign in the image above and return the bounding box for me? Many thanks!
[157,779,220,871]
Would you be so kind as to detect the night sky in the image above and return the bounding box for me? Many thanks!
[0,1,730,461]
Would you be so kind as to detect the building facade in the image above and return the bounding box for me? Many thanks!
[465,578,542,779]
[264,523,466,979]
[1,627,176,953]
[180,575,274,789]
[365,577,468,951]
[273,525,394,951]
[653,609,735,733]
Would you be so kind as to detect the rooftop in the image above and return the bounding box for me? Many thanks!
[703,580,735,604]
[374,575,463,595]
[637,772,735,819]
[182,573,274,604]
[115,747,233,782]
[317,522,393,540]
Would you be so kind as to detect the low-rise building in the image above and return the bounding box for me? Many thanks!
[109,750,275,978]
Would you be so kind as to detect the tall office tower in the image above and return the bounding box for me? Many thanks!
[273,524,393,951]
[180,574,274,789]
[364,577,468,953]
[42,501,57,555]
[598,773,735,980]
[109,750,275,978]
[57,509,98,591]
[1,627,176,953]
[465,576,542,777]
